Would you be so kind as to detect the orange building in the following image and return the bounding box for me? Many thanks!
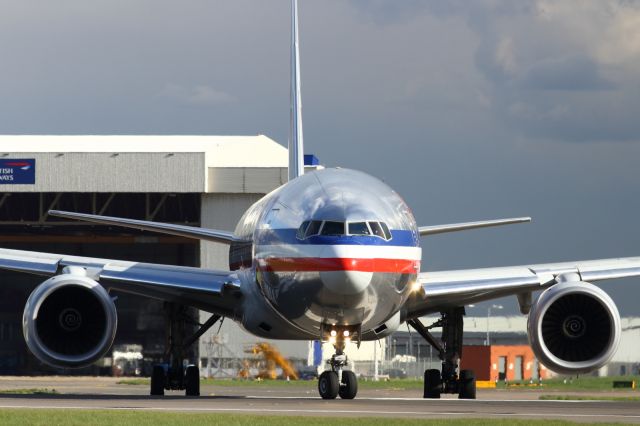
[461,345,549,382]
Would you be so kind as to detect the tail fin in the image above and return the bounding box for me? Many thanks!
[288,0,304,181]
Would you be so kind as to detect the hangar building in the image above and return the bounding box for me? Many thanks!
[0,135,311,375]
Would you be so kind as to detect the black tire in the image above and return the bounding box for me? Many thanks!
[423,369,441,399]
[318,371,339,399]
[185,365,200,396]
[338,370,358,399]
[458,369,476,399]
[150,365,165,396]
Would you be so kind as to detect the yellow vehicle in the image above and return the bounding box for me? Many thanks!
[242,343,299,380]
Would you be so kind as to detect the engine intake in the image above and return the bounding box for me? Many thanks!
[527,281,620,375]
[23,272,117,368]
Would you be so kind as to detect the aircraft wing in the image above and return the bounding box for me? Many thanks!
[0,248,241,317]
[405,256,640,319]
[418,217,531,236]
[48,210,243,245]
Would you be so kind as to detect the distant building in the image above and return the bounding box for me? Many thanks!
[389,316,640,378]
[462,345,549,382]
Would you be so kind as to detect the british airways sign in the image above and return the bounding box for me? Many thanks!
[0,159,35,184]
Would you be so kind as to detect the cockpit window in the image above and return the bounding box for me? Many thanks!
[380,222,392,240]
[296,221,310,239]
[305,220,323,238]
[320,221,345,236]
[300,220,391,240]
[369,221,385,239]
[348,222,370,235]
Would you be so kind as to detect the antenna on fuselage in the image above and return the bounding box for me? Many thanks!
[288,0,304,181]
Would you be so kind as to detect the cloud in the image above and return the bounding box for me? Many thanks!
[449,0,640,142]
[347,0,430,25]
[518,55,614,91]
[158,84,236,107]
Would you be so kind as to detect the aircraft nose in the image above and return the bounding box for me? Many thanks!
[319,267,373,295]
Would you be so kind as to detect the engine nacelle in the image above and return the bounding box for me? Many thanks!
[527,281,620,375]
[22,272,117,368]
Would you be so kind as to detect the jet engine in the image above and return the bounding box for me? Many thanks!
[527,280,620,374]
[22,271,117,368]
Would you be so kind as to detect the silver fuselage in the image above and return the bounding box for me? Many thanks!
[230,168,422,341]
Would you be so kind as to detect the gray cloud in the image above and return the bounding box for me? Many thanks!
[347,0,430,24]
[158,84,237,107]
[517,55,615,91]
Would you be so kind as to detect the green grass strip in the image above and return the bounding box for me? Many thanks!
[117,378,426,389]
[539,394,640,402]
[0,409,628,426]
[497,376,640,392]
[0,388,58,395]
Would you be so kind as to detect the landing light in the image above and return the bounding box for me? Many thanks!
[343,330,350,337]
[330,330,337,337]
[410,280,422,292]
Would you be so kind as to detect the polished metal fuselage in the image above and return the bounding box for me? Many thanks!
[230,168,422,341]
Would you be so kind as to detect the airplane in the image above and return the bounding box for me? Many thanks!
[2,0,638,400]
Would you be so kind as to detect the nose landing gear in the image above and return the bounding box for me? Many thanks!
[317,327,359,400]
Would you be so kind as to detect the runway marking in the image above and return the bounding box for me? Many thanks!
[0,404,638,420]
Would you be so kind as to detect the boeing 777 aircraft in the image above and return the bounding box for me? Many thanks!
[2,0,638,400]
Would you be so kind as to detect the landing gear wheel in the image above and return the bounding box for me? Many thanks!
[318,371,339,399]
[424,369,441,399]
[458,369,476,399]
[185,365,200,396]
[338,370,358,399]
[150,365,165,396]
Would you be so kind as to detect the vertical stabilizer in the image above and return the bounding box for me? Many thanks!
[288,0,304,181]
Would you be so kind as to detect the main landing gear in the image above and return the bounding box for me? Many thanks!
[408,307,476,399]
[318,328,358,400]
[150,303,221,397]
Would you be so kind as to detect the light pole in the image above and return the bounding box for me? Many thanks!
[486,304,503,346]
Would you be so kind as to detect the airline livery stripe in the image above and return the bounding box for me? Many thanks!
[255,244,422,260]
[257,257,420,273]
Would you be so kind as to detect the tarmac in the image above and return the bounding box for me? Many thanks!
[0,376,638,423]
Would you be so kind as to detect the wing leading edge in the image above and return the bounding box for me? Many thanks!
[0,248,241,317]
[405,256,640,319]
[48,210,244,245]
[419,217,531,236]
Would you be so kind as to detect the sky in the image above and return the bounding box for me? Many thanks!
[0,0,640,315]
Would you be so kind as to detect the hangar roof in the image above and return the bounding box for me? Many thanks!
[0,135,287,168]
[0,135,288,193]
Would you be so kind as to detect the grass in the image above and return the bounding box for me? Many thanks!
[0,388,58,395]
[117,377,426,389]
[0,409,628,426]
[496,376,640,392]
[116,378,150,385]
[539,394,640,402]
[117,376,640,392]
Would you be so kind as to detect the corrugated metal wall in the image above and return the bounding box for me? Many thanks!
[208,167,287,193]
[2,153,205,193]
